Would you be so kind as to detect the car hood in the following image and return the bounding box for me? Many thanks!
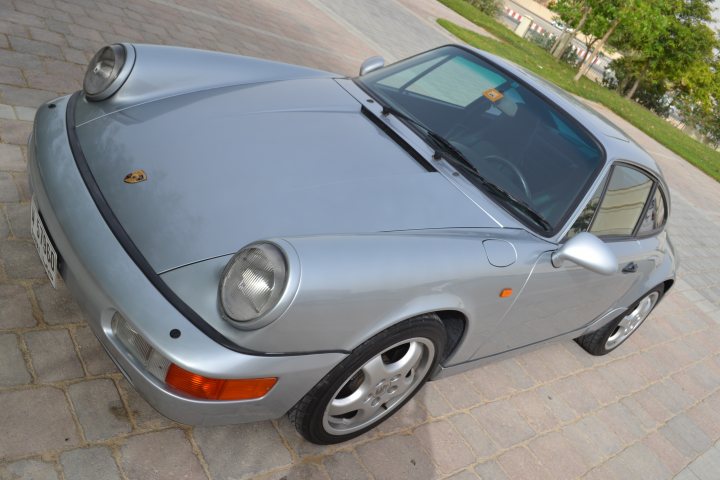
[74,78,498,273]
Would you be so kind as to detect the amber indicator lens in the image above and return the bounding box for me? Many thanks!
[165,364,277,401]
[499,288,513,298]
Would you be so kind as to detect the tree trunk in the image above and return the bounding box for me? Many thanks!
[624,65,646,99]
[574,18,620,82]
[552,5,591,59]
[617,75,630,94]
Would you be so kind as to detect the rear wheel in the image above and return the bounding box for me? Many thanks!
[576,286,663,356]
[289,314,445,444]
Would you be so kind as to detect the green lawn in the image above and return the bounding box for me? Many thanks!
[437,0,720,182]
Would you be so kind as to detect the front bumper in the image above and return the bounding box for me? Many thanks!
[28,94,345,425]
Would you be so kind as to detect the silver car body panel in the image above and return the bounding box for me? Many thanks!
[29,44,676,425]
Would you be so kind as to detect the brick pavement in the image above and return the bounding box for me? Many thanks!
[1,0,720,479]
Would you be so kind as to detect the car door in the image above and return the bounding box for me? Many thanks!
[471,163,660,359]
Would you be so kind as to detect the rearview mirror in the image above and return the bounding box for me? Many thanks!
[551,232,617,275]
[359,56,385,76]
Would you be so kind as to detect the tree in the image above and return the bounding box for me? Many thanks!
[548,0,592,60]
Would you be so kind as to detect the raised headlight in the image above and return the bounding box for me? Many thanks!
[220,242,288,324]
[83,44,134,101]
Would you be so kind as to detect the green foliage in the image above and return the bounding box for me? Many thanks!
[435,0,720,182]
[467,0,502,16]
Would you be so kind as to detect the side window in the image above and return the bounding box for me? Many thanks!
[637,186,667,234]
[590,165,654,237]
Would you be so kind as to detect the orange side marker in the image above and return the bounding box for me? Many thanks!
[499,288,513,298]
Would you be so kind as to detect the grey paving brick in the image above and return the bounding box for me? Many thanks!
[0,283,35,328]
[465,357,535,401]
[0,49,44,70]
[447,471,480,480]
[449,412,499,459]
[0,143,25,171]
[73,325,117,376]
[611,443,672,480]
[474,460,508,480]
[0,103,15,120]
[120,429,206,480]
[528,431,590,480]
[60,446,121,480]
[116,378,174,430]
[417,381,453,417]
[0,459,59,480]
[643,430,691,475]
[6,202,30,238]
[356,434,437,480]
[0,386,79,458]
[0,171,19,202]
[9,35,64,60]
[688,446,720,480]
[0,85,57,108]
[0,64,24,87]
[68,379,131,441]
[33,281,84,325]
[573,415,624,458]
[0,333,31,386]
[194,421,292,478]
[497,446,552,480]
[432,373,483,409]
[14,106,36,121]
[323,451,370,480]
[662,414,712,458]
[376,397,428,434]
[414,420,475,474]
[25,328,84,382]
[471,400,536,448]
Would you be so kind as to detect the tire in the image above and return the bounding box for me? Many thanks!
[575,286,664,356]
[289,314,446,444]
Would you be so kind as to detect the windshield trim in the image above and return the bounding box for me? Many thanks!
[354,45,607,239]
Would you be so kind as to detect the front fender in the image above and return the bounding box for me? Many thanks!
[162,230,541,360]
[74,43,337,125]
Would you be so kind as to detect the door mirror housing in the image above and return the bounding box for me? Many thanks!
[551,232,617,275]
[359,56,385,76]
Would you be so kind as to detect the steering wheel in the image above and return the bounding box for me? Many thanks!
[481,154,532,201]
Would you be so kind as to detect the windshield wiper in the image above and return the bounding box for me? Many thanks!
[376,104,552,233]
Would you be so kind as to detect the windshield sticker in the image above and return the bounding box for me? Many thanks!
[483,88,504,102]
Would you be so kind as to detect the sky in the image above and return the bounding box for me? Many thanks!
[714,0,720,30]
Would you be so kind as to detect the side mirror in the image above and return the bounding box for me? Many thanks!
[359,56,385,76]
[551,232,617,275]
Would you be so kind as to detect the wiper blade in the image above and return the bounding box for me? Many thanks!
[376,103,551,232]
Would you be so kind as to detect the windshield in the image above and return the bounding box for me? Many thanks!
[356,46,604,235]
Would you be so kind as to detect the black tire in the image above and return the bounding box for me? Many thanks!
[289,314,446,444]
[575,285,664,356]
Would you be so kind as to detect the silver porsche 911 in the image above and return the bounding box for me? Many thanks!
[29,43,675,444]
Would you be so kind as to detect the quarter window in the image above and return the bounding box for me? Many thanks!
[590,165,653,237]
[637,186,667,234]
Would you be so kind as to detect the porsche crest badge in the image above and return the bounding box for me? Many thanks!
[124,170,147,184]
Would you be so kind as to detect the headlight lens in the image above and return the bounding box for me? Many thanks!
[220,243,288,323]
[83,44,126,101]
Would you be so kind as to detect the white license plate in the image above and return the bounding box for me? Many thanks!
[30,197,58,288]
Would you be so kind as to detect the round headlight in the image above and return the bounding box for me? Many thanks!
[220,243,288,323]
[83,44,127,101]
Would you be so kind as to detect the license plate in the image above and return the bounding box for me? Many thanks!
[30,197,58,288]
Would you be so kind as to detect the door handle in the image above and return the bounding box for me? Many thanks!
[622,262,638,273]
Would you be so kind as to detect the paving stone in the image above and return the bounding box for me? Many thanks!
[323,451,370,480]
[376,397,428,434]
[560,422,607,468]
[0,85,57,108]
[474,460,508,480]
[120,429,206,480]
[413,420,474,474]
[548,375,600,416]
[0,283,35,328]
[688,445,720,480]
[610,442,672,480]
[572,415,624,458]
[527,431,590,480]
[595,403,648,446]
[465,357,535,401]
[417,381,453,417]
[25,328,84,382]
[273,415,338,458]
[497,446,552,480]
[194,421,292,478]
[73,325,117,376]
[356,434,437,480]
[0,65,25,87]
[432,373,483,409]
[447,470,480,480]
[60,446,121,480]
[661,414,712,458]
[448,412,499,459]
[509,386,575,434]
[34,281,84,325]
[0,171,19,202]
[6,202,30,238]
[9,35,64,60]
[1,240,48,280]
[643,430,693,475]
[68,379,131,441]
[0,386,79,458]
[0,103,15,119]
[0,333,31,386]
[14,106,36,121]
[254,463,328,480]
[0,459,58,480]
[471,400,536,448]
[116,378,174,430]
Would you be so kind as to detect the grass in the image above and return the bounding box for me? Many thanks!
[436,0,720,182]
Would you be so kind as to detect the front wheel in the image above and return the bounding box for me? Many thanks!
[289,314,446,444]
[575,286,663,356]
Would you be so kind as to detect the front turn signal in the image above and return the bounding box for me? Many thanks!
[165,364,277,401]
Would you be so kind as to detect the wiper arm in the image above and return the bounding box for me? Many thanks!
[375,103,551,232]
